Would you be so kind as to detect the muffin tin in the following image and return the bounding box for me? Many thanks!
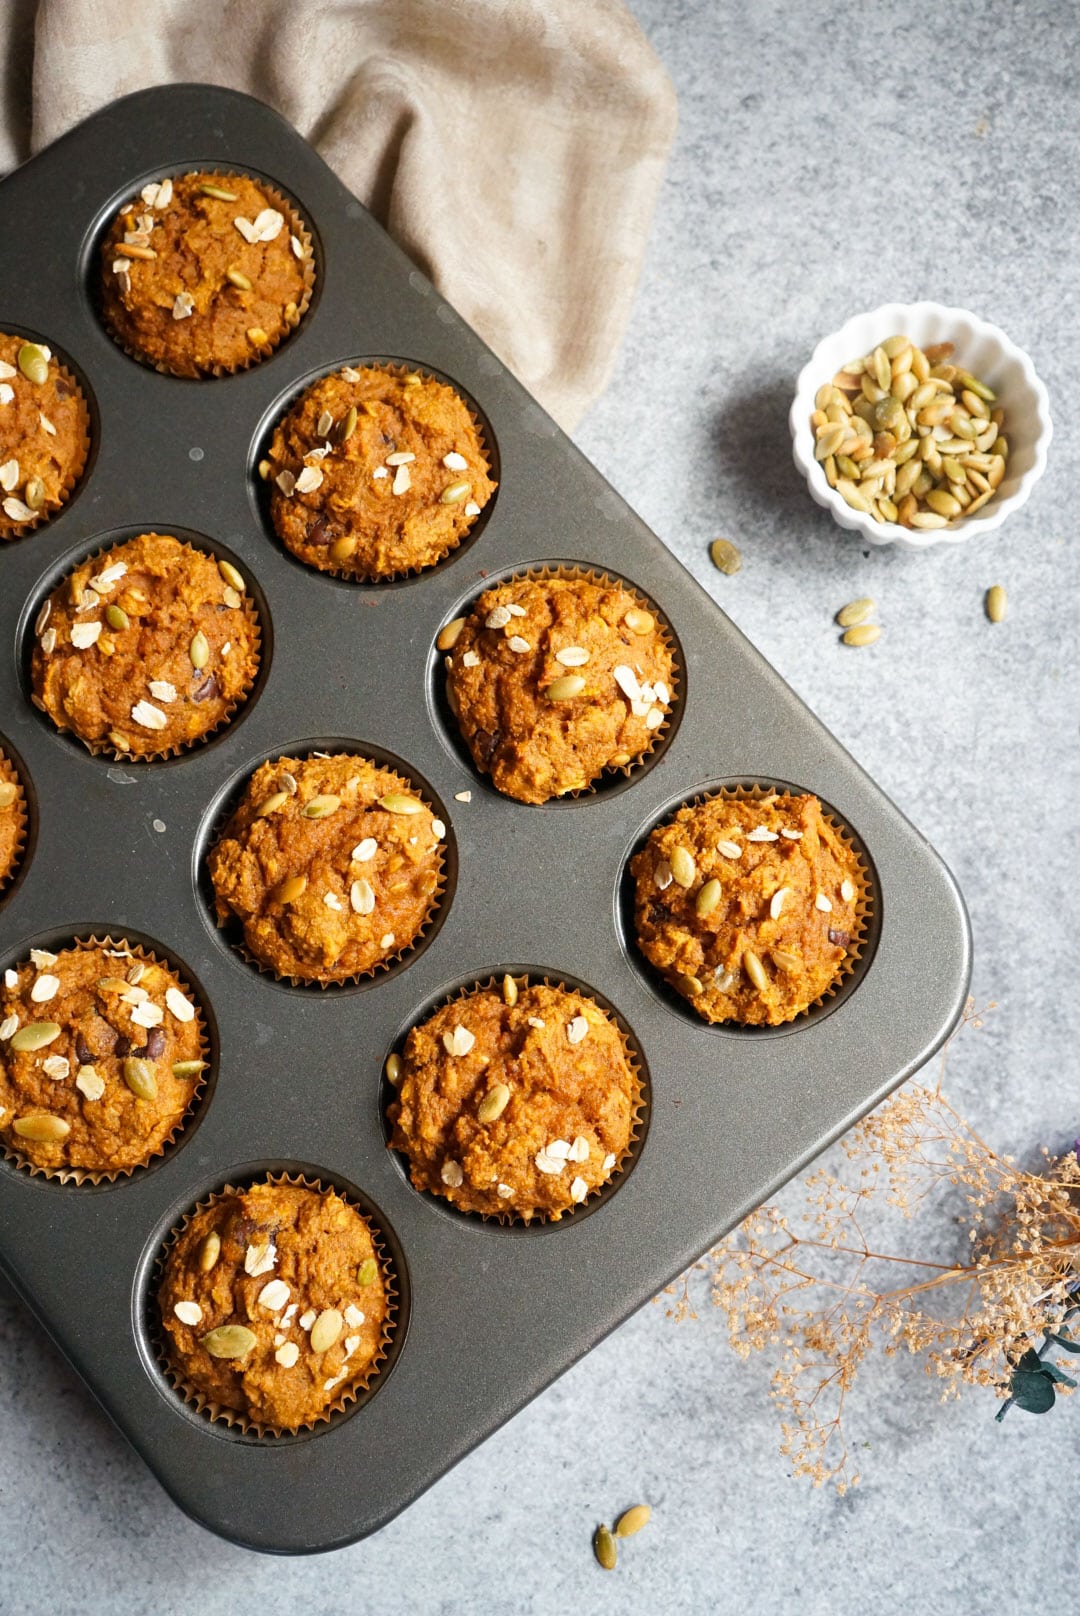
[0,85,972,1552]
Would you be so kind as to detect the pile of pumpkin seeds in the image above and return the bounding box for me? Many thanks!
[812,337,1007,530]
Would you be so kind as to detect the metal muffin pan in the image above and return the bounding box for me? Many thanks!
[0,85,972,1553]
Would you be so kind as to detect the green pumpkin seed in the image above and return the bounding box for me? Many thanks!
[695,877,722,917]
[677,972,704,997]
[357,1257,379,1287]
[385,1052,402,1086]
[123,1057,157,1101]
[198,183,239,201]
[217,558,245,592]
[10,1021,61,1052]
[199,1231,221,1272]
[13,1114,70,1141]
[478,1083,511,1123]
[172,1059,207,1078]
[17,343,49,385]
[105,604,130,632]
[201,1324,256,1358]
[256,790,289,818]
[24,478,46,511]
[594,1525,617,1571]
[377,793,424,814]
[339,405,358,443]
[439,480,471,504]
[309,1307,343,1353]
[709,537,742,575]
[302,794,341,818]
[189,630,210,669]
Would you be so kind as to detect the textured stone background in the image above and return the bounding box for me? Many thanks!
[2,1,1076,1610]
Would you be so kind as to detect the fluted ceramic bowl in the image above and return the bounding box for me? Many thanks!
[790,302,1052,551]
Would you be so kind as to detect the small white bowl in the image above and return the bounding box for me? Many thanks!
[789,302,1052,551]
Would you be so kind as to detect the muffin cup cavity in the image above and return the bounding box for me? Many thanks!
[149,1170,400,1438]
[383,970,649,1228]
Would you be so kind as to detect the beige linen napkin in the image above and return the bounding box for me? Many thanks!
[0,0,675,428]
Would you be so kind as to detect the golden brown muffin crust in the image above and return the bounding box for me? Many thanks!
[31,532,260,758]
[0,942,205,1175]
[158,1181,389,1431]
[208,754,444,983]
[0,331,89,537]
[266,365,496,579]
[99,171,310,376]
[388,982,638,1220]
[445,576,674,804]
[0,750,25,889]
[630,792,863,1026]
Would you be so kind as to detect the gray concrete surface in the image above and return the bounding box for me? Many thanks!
[1,1,1076,1610]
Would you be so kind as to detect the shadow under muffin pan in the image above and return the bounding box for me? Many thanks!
[17,525,274,765]
[426,557,686,805]
[378,966,651,1232]
[0,86,971,1553]
[248,354,501,589]
[617,777,882,1039]
[193,736,458,992]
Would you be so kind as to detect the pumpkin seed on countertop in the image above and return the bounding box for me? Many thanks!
[709,537,742,575]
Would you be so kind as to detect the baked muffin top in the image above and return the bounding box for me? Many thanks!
[0,331,89,537]
[99,171,310,376]
[443,575,673,803]
[31,532,260,758]
[630,792,863,1025]
[266,365,495,579]
[208,754,444,983]
[0,750,25,889]
[388,981,638,1220]
[158,1180,389,1431]
[0,941,205,1176]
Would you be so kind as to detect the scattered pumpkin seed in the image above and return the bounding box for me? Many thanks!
[670,846,696,887]
[695,877,722,916]
[328,536,357,565]
[771,949,800,973]
[17,343,49,385]
[123,1057,157,1101]
[10,1021,61,1052]
[436,616,466,652]
[709,537,742,575]
[835,597,875,628]
[201,1325,256,1359]
[545,675,586,700]
[189,630,210,669]
[985,584,1007,623]
[217,558,245,592]
[357,1257,379,1286]
[339,405,358,443]
[378,793,424,814]
[24,478,46,511]
[302,794,341,818]
[439,479,471,505]
[841,623,881,647]
[13,1114,70,1141]
[226,266,252,290]
[105,604,130,632]
[199,1231,221,1272]
[0,782,17,809]
[594,1525,618,1571]
[743,949,768,992]
[385,1052,402,1086]
[246,326,269,346]
[615,1504,651,1538]
[677,972,704,997]
[274,874,308,903]
[173,1059,207,1078]
[502,974,518,1007]
[624,606,655,634]
[198,182,238,201]
[478,1083,511,1123]
[256,790,289,818]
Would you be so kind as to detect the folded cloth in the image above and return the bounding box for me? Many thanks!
[0,0,676,428]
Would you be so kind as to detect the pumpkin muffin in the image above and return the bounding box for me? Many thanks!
[0,750,26,890]
[443,575,674,803]
[0,940,206,1178]
[99,171,311,376]
[630,792,864,1026]
[208,754,444,983]
[388,981,639,1221]
[0,332,89,537]
[158,1180,389,1431]
[265,364,496,579]
[31,532,260,758]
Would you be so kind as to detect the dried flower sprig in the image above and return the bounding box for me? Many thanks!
[687,1000,1080,1491]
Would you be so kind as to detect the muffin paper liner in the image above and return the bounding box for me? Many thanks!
[29,535,262,763]
[634,782,873,1027]
[0,359,91,541]
[0,748,28,896]
[265,360,496,584]
[207,750,447,988]
[100,173,315,379]
[152,1170,398,1438]
[443,562,681,801]
[0,934,210,1185]
[387,973,647,1227]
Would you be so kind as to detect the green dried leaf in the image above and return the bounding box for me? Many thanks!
[1009,1369,1057,1414]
